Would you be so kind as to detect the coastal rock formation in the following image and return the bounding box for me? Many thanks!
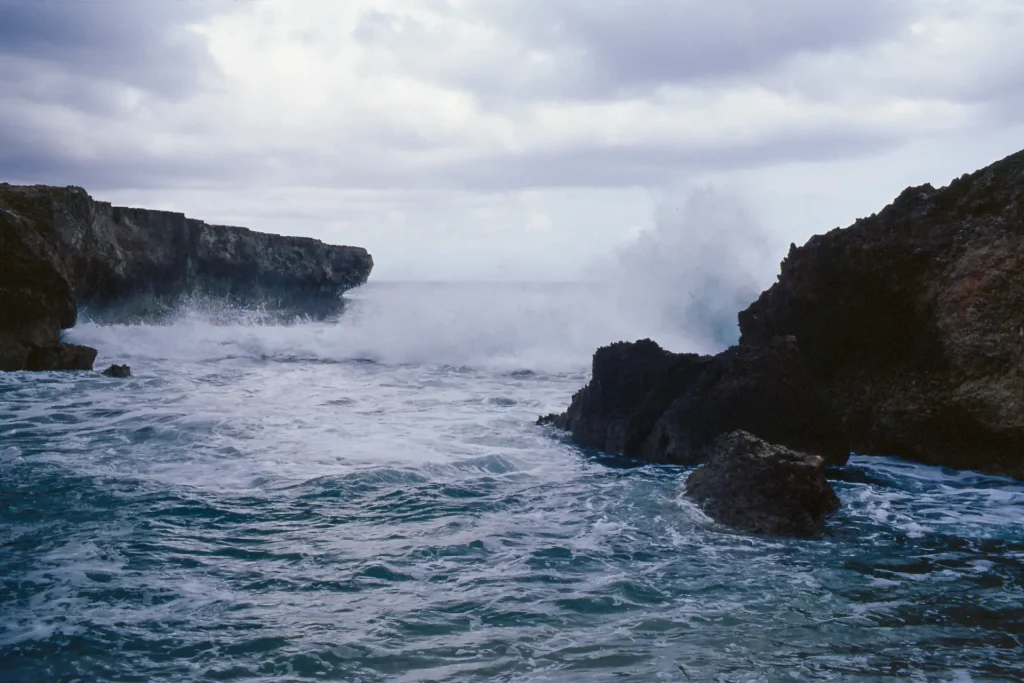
[739,149,1024,478]
[545,147,1024,479]
[685,430,840,537]
[0,183,374,371]
[0,183,373,320]
[540,336,849,467]
[0,186,96,370]
[102,364,132,378]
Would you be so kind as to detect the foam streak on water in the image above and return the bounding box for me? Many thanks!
[1,283,1022,682]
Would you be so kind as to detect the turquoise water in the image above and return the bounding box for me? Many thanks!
[2,284,1022,682]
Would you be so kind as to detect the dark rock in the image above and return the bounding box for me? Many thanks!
[685,430,840,537]
[26,344,98,371]
[102,364,131,378]
[1,188,98,371]
[738,148,1024,478]
[1,183,374,322]
[0,189,77,343]
[547,337,849,467]
[0,182,373,371]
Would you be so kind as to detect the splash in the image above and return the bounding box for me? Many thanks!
[590,186,779,350]
[67,190,780,372]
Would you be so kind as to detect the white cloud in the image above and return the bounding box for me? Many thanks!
[1,0,1022,279]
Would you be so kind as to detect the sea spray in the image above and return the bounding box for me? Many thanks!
[587,186,780,350]
[70,189,779,373]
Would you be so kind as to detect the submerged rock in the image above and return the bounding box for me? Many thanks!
[102,364,131,378]
[739,148,1024,478]
[545,337,849,467]
[685,431,840,537]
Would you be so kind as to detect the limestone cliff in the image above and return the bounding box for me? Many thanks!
[0,183,373,371]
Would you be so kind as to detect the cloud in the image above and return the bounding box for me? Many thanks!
[0,0,217,95]
[468,0,921,97]
[0,0,1022,279]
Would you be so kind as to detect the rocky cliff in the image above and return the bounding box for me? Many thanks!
[739,149,1024,478]
[545,147,1024,479]
[539,337,849,467]
[0,183,373,371]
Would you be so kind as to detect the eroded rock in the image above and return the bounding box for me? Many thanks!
[739,148,1024,477]
[0,188,97,371]
[546,147,1024,478]
[102,364,131,378]
[1,183,374,322]
[0,182,374,371]
[685,431,840,537]
[544,337,849,467]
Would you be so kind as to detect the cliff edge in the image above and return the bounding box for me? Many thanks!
[0,183,373,371]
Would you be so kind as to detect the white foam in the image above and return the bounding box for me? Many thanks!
[66,190,774,373]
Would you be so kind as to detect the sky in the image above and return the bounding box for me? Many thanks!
[1,0,1023,281]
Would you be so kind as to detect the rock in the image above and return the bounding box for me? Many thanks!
[0,188,98,371]
[0,182,373,371]
[546,337,849,467]
[101,364,131,378]
[684,430,840,537]
[738,148,1024,478]
[0,183,374,322]
[26,344,98,371]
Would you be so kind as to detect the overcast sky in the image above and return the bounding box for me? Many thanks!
[2,0,1022,281]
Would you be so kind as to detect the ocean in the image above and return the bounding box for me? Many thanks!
[1,282,1022,682]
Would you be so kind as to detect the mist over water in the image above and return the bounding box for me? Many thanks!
[73,187,778,373]
[3,210,1022,681]
[590,186,780,350]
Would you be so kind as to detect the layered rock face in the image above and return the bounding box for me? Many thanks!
[0,183,374,371]
[4,184,374,319]
[540,337,849,467]
[685,431,840,537]
[739,149,1024,478]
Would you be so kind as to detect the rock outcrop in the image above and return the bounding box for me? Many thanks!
[0,187,96,370]
[541,337,849,467]
[685,431,840,537]
[0,183,374,371]
[1,184,373,320]
[739,149,1024,478]
[545,147,1024,479]
[102,364,131,378]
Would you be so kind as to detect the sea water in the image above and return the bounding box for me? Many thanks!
[1,283,1022,682]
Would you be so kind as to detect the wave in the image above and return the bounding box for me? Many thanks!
[67,283,689,372]
[67,189,778,372]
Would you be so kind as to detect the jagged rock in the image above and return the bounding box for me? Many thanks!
[547,147,1024,479]
[685,430,840,537]
[101,364,131,378]
[544,337,849,467]
[739,149,1024,478]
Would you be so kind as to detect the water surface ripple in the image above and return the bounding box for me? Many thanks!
[2,287,1022,682]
